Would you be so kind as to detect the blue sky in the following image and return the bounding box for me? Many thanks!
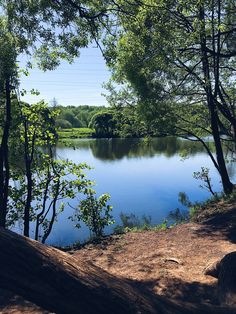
[19,47,110,107]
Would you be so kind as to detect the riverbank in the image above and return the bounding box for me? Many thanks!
[1,197,236,313]
[58,127,95,139]
[70,197,236,307]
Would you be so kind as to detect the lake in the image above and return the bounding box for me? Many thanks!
[45,137,236,246]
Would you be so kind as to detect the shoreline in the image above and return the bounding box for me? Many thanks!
[69,196,236,307]
[1,196,236,313]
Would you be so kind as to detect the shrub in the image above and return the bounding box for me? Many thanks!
[73,191,114,239]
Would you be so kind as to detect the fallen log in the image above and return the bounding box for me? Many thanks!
[0,228,156,314]
[0,228,235,314]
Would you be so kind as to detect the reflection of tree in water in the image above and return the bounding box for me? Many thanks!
[90,138,140,160]
[91,137,211,161]
[226,161,236,179]
[219,142,236,179]
[61,137,213,161]
[9,144,57,171]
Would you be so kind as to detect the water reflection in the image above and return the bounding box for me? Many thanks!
[58,137,213,161]
[16,137,235,245]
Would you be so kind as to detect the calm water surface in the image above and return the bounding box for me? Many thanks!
[45,137,236,245]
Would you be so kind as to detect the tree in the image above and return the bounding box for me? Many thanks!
[9,156,93,243]
[60,111,81,128]
[102,0,236,194]
[7,100,114,241]
[17,101,58,237]
[56,118,72,129]
[72,190,114,239]
[0,18,17,227]
[0,0,109,229]
[89,111,117,137]
[103,82,154,137]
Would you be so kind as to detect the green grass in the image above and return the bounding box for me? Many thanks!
[58,128,95,139]
[113,219,169,235]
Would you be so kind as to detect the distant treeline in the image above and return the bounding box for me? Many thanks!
[55,105,160,138]
[55,105,105,129]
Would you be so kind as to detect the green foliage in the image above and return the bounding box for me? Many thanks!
[7,99,58,170]
[178,192,192,208]
[58,128,95,139]
[0,18,17,89]
[102,0,236,194]
[189,205,200,219]
[176,191,200,220]
[20,101,59,146]
[72,190,114,239]
[103,81,163,138]
[8,100,114,241]
[9,157,93,242]
[112,105,153,138]
[113,212,169,234]
[56,119,72,129]
[7,100,95,241]
[55,105,106,129]
[59,111,81,128]
[193,167,215,196]
[89,110,117,137]
[114,213,168,234]
[167,208,189,224]
[176,191,224,221]
[104,1,215,138]
[154,220,168,231]
[2,1,108,70]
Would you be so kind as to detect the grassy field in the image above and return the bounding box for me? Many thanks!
[58,128,95,139]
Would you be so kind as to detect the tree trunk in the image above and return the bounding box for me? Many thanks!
[41,179,59,244]
[0,78,11,227]
[210,103,233,194]
[199,4,233,194]
[206,252,236,307]
[0,147,5,227]
[23,120,33,237]
[218,252,236,307]
[24,161,33,237]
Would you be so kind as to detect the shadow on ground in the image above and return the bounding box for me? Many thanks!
[127,276,218,305]
[193,206,236,244]
[0,277,232,314]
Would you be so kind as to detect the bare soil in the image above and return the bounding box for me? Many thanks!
[71,199,236,307]
[0,288,50,314]
[1,199,236,313]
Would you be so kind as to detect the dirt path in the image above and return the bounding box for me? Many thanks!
[1,202,236,313]
[72,204,236,306]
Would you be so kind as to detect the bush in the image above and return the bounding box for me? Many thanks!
[73,191,114,238]
[114,213,152,234]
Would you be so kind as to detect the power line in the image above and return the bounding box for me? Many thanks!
[20,84,105,87]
